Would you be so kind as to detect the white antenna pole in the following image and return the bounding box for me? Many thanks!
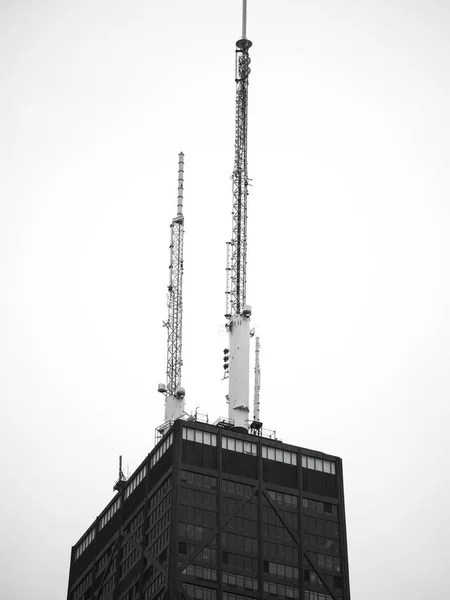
[225,0,253,430]
[254,336,260,421]
[242,0,248,39]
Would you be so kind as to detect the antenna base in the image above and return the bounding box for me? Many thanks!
[236,38,252,50]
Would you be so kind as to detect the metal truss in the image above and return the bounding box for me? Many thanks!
[90,522,169,600]
[226,38,252,318]
[165,212,184,397]
[177,480,339,600]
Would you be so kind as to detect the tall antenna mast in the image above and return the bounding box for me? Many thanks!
[224,1,253,430]
[158,153,186,425]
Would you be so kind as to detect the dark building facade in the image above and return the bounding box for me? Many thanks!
[67,420,350,600]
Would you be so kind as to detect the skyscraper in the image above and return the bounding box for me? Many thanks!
[67,420,350,600]
[67,4,351,599]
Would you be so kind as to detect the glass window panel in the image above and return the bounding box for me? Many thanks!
[262,446,268,458]
[276,449,283,462]
[268,447,275,460]
[211,434,217,446]
[323,461,331,473]
[222,437,227,449]
[204,432,211,446]
[228,438,236,451]
[307,456,315,469]
[292,453,297,466]
[302,455,307,467]
[182,428,187,439]
[331,462,336,474]
[283,451,292,464]
[244,441,251,454]
[236,440,243,453]
[316,459,323,472]
[195,430,203,443]
[187,429,195,441]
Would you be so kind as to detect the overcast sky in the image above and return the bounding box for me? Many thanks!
[2,0,450,598]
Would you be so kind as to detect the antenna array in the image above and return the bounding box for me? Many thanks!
[158,153,186,425]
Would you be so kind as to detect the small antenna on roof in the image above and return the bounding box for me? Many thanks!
[113,455,127,492]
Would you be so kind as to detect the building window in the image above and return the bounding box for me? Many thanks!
[183,427,217,446]
[149,432,174,468]
[262,446,297,465]
[74,528,96,560]
[301,455,336,475]
[124,465,147,499]
[221,436,257,455]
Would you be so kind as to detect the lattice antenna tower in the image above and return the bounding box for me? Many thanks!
[158,153,186,424]
[224,0,253,429]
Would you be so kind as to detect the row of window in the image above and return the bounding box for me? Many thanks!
[183,564,217,582]
[264,560,299,581]
[302,455,336,475]
[221,479,253,497]
[149,432,173,469]
[262,522,292,543]
[179,522,212,542]
[222,551,257,573]
[302,499,338,518]
[125,465,147,500]
[303,516,339,538]
[222,499,257,521]
[72,572,92,600]
[222,571,258,591]
[148,510,170,545]
[223,593,257,600]
[264,541,299,563]
[263,506,298,530]
[74,528,95,560]
[305,534,339,554]
[228,515,258,537]
[96,545,114,576]
[119,547,139,580]
[304,569,342,590]
[183,427,217,446]
[183,583,216,600]
[179,542,217,565]
[179,505,216,528]
[143,573,164,600]
[221,532,258,554]
[122,525,143,556]
[222,437,258,455]
[99,576,115,600]
[147,527,170,557]
[149,475,171,509]
[268,489,298,509]
[262,446,298,465]
[127,508,144,534]
[309,551,341,573]
[100,496,121,530]
[148,494,170,528]
[181,469,217,490]
[180,487,217,509]
[263,580,300,598]
[304,592,335,600]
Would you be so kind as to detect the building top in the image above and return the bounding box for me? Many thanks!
[71,419,342,556]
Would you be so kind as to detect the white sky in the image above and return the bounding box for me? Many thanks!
[2,1,450,598]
